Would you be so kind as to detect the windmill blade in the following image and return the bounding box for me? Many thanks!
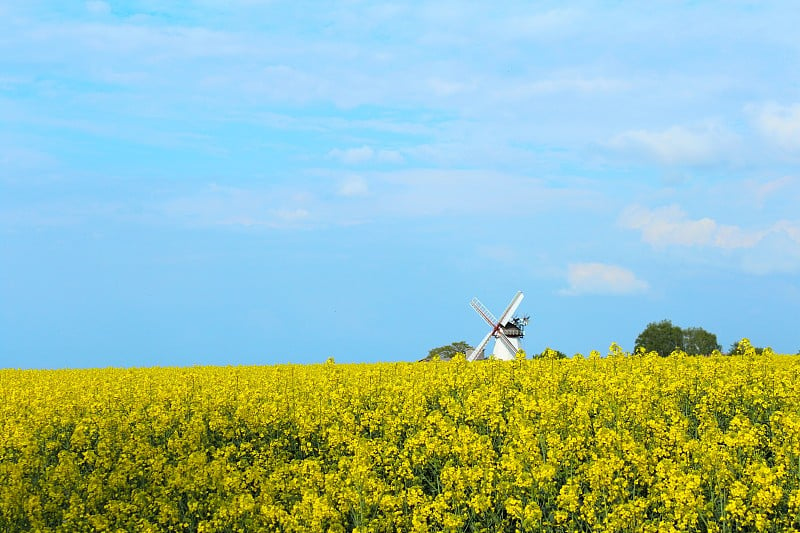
[497,291,524,327]
[497,330,519,357]
[468,331,493,361]
[470,297,498,328]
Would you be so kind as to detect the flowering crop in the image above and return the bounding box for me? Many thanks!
[2,348,800,532]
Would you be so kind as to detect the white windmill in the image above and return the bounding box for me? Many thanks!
[468,291,529,361]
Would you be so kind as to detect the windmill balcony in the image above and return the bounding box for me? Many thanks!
[501,325,523,337]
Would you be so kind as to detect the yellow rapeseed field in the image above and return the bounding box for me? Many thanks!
[2,342,799,532]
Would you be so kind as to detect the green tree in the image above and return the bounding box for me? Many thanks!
[683,327,721,355]
[634,320,685,357]
[635,320,722,356]
[424,341,472,361]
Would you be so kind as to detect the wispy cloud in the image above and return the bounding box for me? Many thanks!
[749,102,800,151]
[0,145,59,181]
[272,208,310,224]
[619,205,763,249]
[31,21,249,64]
[560,263,649,296]
[151,167,600,230]
[160,184,315,229]
[499,76,631,100]
[743,176,797,208]
[775,220,800,243]
[620,204,800,273]
[337,175,369,197]
[328,145,404,165]
[0,200,131,228]
[608,123,738,165]
[740,226,800,274]
[372,168,599,217]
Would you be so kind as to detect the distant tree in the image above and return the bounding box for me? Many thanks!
[424,341,473,361]
[683,327,721,356]
[635,320,684,357]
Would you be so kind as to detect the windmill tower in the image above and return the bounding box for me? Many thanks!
[468,291,529,361]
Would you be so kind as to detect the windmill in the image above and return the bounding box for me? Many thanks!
[468,291,529,361]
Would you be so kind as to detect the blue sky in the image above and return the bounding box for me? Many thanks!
[2,1,799,368]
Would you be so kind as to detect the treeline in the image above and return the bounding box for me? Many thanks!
[425,321,796,361]
[634,319,790,357]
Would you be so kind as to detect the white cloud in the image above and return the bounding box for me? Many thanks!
[560,263,649,296]
[620,204,800,273]
[328,145,404,165]
[713,225,765,249]
[749,102,800,151]
[337,175,368,197]
[619,205,764,249]
[608,123,737,165]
